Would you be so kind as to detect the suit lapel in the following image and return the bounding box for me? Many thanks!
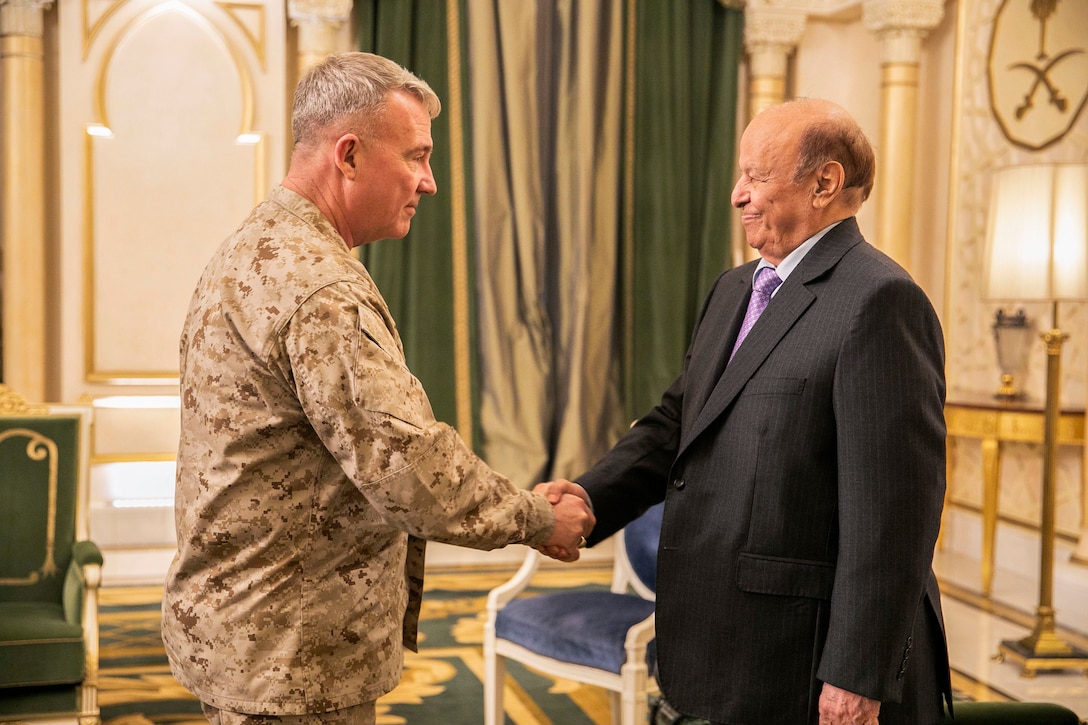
[684,264,753,420]
[679,218,866,455]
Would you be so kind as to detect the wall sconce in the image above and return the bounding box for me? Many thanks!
[991,309,1032,399]
[982,162,1088,676]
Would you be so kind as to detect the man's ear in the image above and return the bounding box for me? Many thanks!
[813,160,845,209]
[334,133,362,180]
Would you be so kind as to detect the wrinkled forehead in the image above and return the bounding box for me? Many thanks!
[740,112,802,169]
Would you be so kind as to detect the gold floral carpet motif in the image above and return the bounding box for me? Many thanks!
[98,566,617,725]
[98,567,993,725]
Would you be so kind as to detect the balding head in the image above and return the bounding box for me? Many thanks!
[731,99,875,264]
[763,99,876,208]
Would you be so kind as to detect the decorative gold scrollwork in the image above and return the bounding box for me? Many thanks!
[0,427,60,585]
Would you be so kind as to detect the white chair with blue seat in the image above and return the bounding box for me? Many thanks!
[484,502,663,725]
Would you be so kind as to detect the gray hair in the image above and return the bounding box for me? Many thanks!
[788,100,875,203]
[291,52,441,145]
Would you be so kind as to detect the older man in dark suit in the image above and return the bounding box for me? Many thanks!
[541,98,952,725]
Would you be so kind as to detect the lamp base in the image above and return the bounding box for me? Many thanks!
[993,374,1023,400]
[994,612,1088,677]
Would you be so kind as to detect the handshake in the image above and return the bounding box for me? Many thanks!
[532,479,596,563]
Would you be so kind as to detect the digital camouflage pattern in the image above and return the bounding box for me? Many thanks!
[162,185,556,715]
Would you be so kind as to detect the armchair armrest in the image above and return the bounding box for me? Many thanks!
[63,540,103,626]
[72,540,105,567]
[486,548,542,622]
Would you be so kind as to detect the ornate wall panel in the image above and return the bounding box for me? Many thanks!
[945,0,1088,535]
[54,1,287,567]
[59,0,287,387]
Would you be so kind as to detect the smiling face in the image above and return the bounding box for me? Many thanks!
[349,90,437,245]
[729,107,822,266]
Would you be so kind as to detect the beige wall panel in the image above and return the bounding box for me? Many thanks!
[58,0,287,396]
[94,404,181,458]
[89,9,260,376]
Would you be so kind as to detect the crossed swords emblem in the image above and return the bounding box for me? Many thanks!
[1008,0,1083,120]
[1010,48,1084,120]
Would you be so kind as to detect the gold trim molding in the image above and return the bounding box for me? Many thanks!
[0,384,45,414]
[217,1,267,71]
[0,427,60,585]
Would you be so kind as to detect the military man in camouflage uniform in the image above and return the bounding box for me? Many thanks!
[162,52,595,725]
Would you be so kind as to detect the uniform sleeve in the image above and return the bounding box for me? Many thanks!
[278,282,556,550]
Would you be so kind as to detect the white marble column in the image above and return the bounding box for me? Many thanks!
[0,0,52,401]
[287,0,352,79]
[862,0,943,273]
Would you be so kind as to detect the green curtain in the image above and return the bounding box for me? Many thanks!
[464,0,627,485]
[354,0,743,476]
[623,0,743,419]
[355,0,479,447]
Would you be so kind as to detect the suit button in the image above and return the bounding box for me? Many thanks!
[672,478,685,490]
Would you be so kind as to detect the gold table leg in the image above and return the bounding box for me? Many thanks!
[980,437,1000,597]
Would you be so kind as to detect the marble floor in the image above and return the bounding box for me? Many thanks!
[935,509,1088,721]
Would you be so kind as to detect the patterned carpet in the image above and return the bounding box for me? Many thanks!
[98,566,618,725]
[98,565,997,725]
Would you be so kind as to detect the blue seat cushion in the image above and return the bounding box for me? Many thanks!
[0,602,85,687]
[496,590,655,674]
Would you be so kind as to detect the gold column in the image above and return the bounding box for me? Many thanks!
[0,0,52,401]
[287,0,352,79]
[862,0,943,274]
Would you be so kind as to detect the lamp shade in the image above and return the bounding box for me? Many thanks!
[982,163,1088,302]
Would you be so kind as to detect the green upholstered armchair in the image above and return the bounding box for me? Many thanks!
[0,385,101,725]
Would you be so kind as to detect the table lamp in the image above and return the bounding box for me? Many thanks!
[991,308,1032,399]
[982,162,1088,676]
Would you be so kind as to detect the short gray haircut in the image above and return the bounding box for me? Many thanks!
[786,99,875,202]
[291,52,441,145]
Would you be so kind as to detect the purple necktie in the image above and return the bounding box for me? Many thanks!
[729,266,782,362]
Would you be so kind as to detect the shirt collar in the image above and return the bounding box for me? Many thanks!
[754,220,844,292]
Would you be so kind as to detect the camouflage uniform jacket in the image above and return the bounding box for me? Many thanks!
[162,185,555,714]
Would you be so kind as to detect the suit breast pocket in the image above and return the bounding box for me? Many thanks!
[740,377,807,397]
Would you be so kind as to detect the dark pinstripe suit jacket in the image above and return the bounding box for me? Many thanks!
[579,218,952,725]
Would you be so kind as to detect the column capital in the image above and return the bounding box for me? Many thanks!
[862,0,943,36]
[286,0,352,26]
[743,1,808,54]
[0,0,53,36]
[862,0,943,63]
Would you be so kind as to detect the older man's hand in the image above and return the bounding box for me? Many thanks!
[534,480,595,562]
[818,682,880,725]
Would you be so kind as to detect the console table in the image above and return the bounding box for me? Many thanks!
[944,395,1086,597]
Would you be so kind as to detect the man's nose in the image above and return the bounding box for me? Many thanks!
[419,164,437,196]
[730,180,747,208]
